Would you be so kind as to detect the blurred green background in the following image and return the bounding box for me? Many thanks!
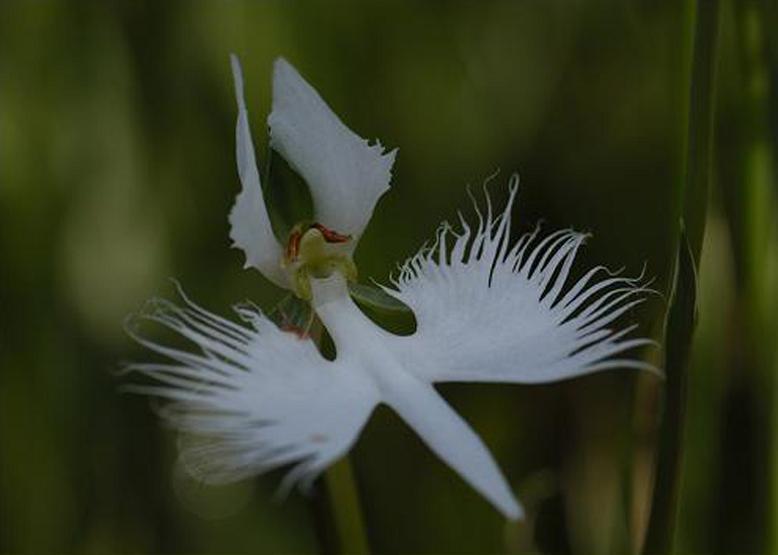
[0,1,776,553]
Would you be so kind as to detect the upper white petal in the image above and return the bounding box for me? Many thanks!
[268,58,396,243]
[228,54,288,288]
[381,175,659,384]
[124,285,378,491]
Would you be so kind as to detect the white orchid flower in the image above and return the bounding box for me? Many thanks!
[125,55,658,521]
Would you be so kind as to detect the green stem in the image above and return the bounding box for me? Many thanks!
[323,458,371,555]
[682,0,722,267]
[642,0,721,553]
[642,231,697,555]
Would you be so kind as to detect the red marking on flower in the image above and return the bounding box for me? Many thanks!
[286,229,302,261]
[311,223,351,244]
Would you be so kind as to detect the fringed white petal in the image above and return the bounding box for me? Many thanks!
[123,285,378,492]
[268,58,396,242]
[382,174,659,384]
[228,55,288,288]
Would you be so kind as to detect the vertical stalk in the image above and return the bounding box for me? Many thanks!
[273,301,370,554]
[322,458,371,555]
[682,0,722,267]
[642,0,721,553]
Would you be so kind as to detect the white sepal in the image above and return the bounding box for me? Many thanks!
[268,58,397,242]
[228,55,288,288]
[382,174,659,385]
[123,284,378,492]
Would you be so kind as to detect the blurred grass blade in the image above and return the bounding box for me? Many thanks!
[643,0,721,552]
[682,0,722,267]
[714,1,776,550]
[349,282,412,313]
[643,229,698,553]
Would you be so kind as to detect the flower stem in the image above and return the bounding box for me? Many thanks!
[642,0,721,553]
[322,458,371,555]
